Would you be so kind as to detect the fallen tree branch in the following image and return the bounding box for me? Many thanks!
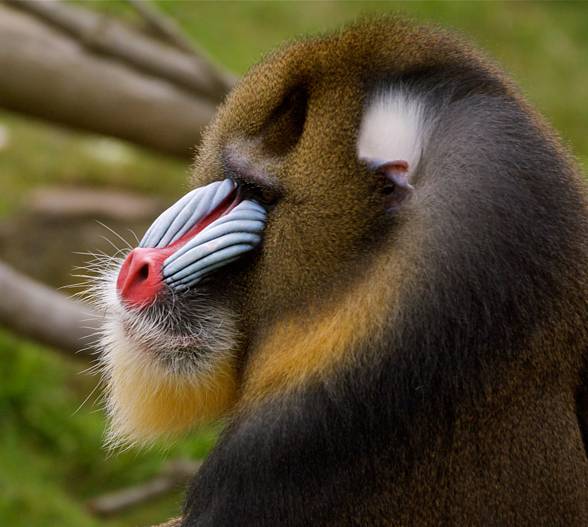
[0,260,100,358]
[152,518,182,527]
[0,5,217,157]
[7,0,235,103]
[27,186,163,221]
[88,459,202,517]
[127,0,197,54]
[125,0,236,100]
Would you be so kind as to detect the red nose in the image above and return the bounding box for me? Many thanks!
[117,185,241,309]
[116,247,170,308]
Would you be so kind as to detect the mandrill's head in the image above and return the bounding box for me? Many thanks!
[97,24,412,445]
[94,19,583,447]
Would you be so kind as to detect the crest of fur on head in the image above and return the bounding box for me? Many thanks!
[88,16,588,454]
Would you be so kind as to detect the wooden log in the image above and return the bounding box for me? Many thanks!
[9,0,235,102]
[0,5,217,158]
[88,459,202,517]
[0,260,100,357]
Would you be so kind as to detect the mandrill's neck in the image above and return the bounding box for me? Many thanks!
[181,225,588,526]
[239,253,407,407]
[182,317,583,526]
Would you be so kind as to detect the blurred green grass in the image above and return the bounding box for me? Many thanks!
[0,2,586,526]
[0,329,218,527]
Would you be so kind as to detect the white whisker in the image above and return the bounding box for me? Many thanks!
[96,220,133,250]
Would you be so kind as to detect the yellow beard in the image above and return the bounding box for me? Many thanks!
[103,325,237,446]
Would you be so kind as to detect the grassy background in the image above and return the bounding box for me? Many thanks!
[0,1,586,525]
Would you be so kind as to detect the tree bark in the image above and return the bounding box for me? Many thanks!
[88,459,201,517]
[8,0,236,102]
[152,519,182,527]
[127,0,205,56]
[0,5,218,158]
[0,260,100,358]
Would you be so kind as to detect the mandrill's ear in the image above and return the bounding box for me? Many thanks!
[357,88,430,211]
[373,160,414,212]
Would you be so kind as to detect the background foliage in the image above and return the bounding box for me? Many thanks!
[0,2,586,525]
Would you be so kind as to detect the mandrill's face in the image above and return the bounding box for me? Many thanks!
[95,25,431,445]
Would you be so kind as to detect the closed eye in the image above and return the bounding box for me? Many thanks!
[222,151,282,207]
[236,179,280,207]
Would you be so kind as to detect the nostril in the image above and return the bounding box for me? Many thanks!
[116,248,166,309]
[139,263,149,281]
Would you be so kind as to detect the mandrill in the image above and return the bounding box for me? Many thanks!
[92,17,588,527]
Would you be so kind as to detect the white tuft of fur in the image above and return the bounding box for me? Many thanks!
[357,89,430,172]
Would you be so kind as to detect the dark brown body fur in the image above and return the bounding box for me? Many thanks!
[148,19,588,526]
